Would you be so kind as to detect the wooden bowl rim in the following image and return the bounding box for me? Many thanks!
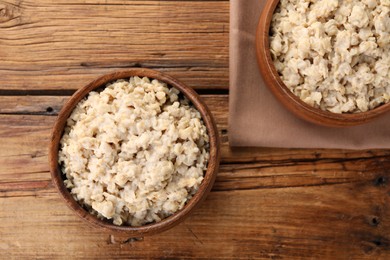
[256,0,390,127]
[49,68,220,235]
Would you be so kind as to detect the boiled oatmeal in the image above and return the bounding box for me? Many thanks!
[58,77,209,226]
[270,0,390,113]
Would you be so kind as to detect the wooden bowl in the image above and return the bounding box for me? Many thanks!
[256,0,390,127]
[49,68,220,236]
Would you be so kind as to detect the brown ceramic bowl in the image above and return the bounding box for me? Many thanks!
[49,68,220,236]
[256,0,390,127]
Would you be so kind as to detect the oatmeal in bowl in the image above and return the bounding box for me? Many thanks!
[50,69,220,235]
[256,0,390,126]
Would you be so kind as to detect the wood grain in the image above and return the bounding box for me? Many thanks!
[1,166,389,259]
[1,95,389,179]
[1,117,389,259]
[0,0,229,91]
[1,102,390,259]
[1,105,389,257]
[1,0,390,258]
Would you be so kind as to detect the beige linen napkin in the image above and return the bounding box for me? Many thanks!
[229,0,390,149]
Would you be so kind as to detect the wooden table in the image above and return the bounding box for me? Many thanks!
[1,1,389,259]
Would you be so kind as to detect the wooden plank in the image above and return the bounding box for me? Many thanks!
[0,95,389,180]
[0,0,229,90]
[0,103,389,259]
[2,0,390,258]
[1,179,389,259]
[1,155,389,193]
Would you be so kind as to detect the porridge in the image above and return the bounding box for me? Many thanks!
[58,77,210,226]
[270,0,390,113]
